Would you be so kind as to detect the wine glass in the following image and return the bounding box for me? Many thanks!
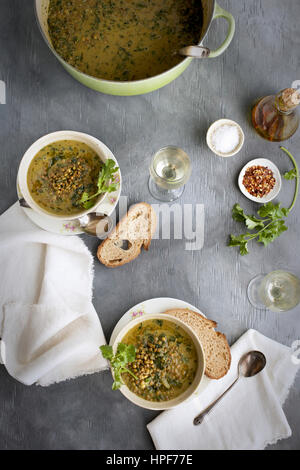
[148,146,191,202]
[247,270,300,312]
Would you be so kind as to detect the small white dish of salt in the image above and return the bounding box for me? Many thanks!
[206,119,244,157]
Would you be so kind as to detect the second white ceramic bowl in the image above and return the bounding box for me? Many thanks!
[18,130,120,220]
[111,313,205,410]
[206,118,244,157]
[238,158,281,203]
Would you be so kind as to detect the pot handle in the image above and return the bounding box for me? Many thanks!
[207,3,235,58]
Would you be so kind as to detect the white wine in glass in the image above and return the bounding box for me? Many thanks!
[247,270,300,312]
[148,146,191,202]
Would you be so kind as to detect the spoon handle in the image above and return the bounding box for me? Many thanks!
[193,377,239,425]
[178,45,210,59]
[19,198,31,209]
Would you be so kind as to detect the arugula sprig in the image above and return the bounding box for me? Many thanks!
[80,159,119,209]
[100,343,137,390]
[229,147,298,255]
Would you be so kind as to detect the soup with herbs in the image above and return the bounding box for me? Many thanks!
[122,319,198,402]
[27,140,103,216]
[47,0,203,81]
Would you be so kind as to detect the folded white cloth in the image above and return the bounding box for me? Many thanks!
[0,203,107,386]
[147,329,299,450]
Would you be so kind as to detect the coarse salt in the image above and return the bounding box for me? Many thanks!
[211,124,240,154]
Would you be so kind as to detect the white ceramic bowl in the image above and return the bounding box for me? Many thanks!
[18,130,120,220]
[111,313,205,410]
[206,118,244,157]
[238,158,282,203]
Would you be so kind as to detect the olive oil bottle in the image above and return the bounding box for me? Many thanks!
[252,88,300,141]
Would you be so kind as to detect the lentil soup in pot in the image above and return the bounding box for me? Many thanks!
[47,0,203,81]
[122,319,198,402]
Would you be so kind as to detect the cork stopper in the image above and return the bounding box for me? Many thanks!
[276,88,300,112]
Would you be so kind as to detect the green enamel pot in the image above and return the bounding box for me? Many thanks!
[35,0,235,96]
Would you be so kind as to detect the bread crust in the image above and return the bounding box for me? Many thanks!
[97,245,142,267]
[163,308,217,329]
[97,202,157,267]
[204,331,231,379]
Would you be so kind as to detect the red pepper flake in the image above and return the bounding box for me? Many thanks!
[243,165,276,198]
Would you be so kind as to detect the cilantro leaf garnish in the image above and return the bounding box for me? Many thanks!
[100,343,137,390]
[232,204,265,230]
[229,147,298,255]
[229,202,289,255]
[284,168,297,180]
[80,159,119,209]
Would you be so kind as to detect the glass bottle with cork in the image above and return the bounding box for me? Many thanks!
[252,88,300,141]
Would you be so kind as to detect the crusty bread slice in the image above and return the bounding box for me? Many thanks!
[163,308,231,379]
[97,203,157,267]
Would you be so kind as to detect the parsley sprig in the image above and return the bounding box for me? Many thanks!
[100,343,137,390]
[284,168,298,180]
[228,203,289,255]
[80,159,119,209]
[229,147,298,255]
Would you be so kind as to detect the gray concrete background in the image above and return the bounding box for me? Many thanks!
[0,0,299,450]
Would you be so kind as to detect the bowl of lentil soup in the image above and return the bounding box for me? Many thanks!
[111,314,205,410]
[18,131,120,220]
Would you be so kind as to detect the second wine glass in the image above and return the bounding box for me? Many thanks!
[247,270,300,312]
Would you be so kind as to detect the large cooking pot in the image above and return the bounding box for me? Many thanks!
[35,0,235,96]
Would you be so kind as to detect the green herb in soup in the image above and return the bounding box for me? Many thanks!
[27,140,103,215]
[121,319,198,402]
[47,0,203,81]
[80,158,119,209]
[100,343,137,390]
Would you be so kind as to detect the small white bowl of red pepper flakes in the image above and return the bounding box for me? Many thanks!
[238,158,282,203]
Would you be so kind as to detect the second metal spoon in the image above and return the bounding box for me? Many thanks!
[193,350,266,425]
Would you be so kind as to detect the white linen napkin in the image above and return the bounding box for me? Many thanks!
[0,203,108,386]
[147,329,299,450]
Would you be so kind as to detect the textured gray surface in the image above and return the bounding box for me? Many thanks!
[0,0,299,450]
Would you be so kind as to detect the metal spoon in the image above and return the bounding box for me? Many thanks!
[19,198,31,209]
[193,350,266,425]
[19,198,113,238]
[78,212,114,238]
[178,45,210,59]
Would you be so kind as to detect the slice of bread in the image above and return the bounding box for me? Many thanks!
[162,308,231,379]
[97,203,157,267]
